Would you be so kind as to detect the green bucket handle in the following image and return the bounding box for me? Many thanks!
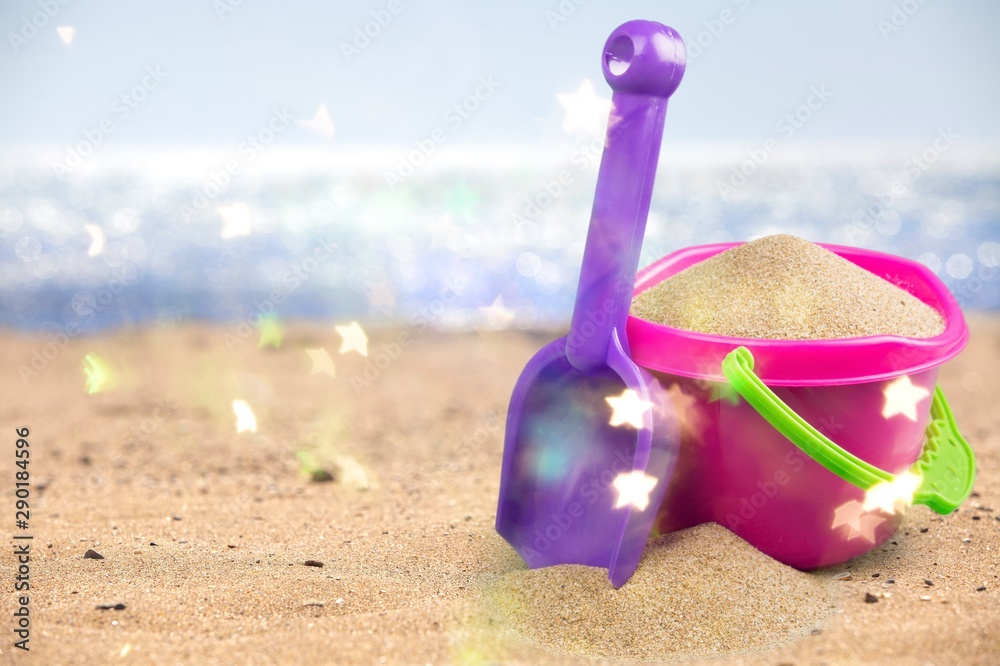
[721,347,975,514]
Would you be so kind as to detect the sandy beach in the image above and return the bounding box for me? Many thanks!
[1,316,997,665]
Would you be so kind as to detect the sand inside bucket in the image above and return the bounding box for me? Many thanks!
[489,523,834,660]
[630,234,946,339]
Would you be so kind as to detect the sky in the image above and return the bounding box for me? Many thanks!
[1,0,999,158]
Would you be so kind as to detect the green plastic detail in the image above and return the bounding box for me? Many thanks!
[721,347,975,515]
[721,347,891,490]
[910,385,976,514]
[707,379,740,405]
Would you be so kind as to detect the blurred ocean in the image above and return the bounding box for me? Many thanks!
[0,146,998,335]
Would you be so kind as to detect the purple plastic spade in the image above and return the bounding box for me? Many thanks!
[496,20,685,587]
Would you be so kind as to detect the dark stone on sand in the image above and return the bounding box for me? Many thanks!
[84,549,104,560]
[310,469,334,483]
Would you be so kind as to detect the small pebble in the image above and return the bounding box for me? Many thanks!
[149,542,158,547]
[832,571,852,581]
[924,578,934,586]
[310,469,334,483]
[304,560,324,568]
[872,573,880,578]
[95,603,126,611]
[83,549,104,560]
[920,595,932,601]
[864,592,879,603]
[976,586,987,592]
[887,579,895,584]
[919,527,929,533]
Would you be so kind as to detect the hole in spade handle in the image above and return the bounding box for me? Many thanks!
[605,35,634,76]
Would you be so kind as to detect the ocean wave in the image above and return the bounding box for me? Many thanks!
[0,150,997,332]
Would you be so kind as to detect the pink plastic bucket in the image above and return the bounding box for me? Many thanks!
[626,242,969,569]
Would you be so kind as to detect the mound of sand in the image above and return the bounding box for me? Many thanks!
[489,523,835,661]
[630,234,945,339]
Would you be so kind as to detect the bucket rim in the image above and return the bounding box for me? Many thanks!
[626,242,969,386]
